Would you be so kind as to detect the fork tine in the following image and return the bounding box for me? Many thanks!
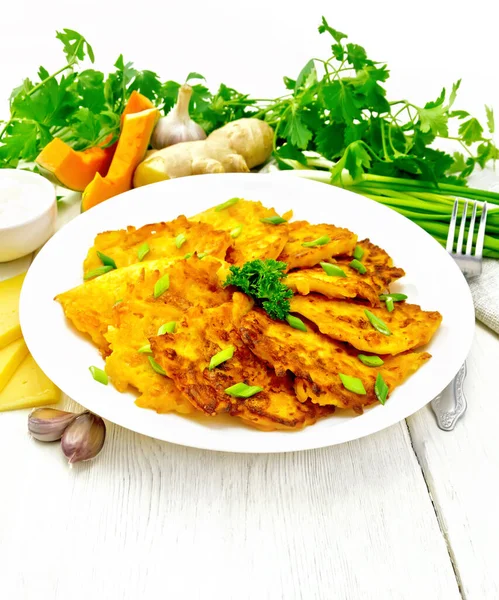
[446,199,459,253]
[475,202,488,258]
[465,201,478,256]
[456,201,468,254]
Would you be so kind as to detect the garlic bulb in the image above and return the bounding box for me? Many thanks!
[151,84,206,149]
[61,412,106,465]
[28,408,78,442]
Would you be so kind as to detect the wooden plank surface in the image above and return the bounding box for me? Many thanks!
[408,322,499,599]
[0,396,460,599]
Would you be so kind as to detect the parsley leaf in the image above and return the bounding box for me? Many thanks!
[283,109,313,149]
[223,259,293,321]
[459,118,484,145]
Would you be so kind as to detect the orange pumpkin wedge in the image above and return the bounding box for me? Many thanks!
[121,91,155,127]
[81,107,159,211]
[36,138,117,192]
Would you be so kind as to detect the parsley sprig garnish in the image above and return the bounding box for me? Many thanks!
[224,259,292,320]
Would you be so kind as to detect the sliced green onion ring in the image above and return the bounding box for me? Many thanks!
[209,346,235,370]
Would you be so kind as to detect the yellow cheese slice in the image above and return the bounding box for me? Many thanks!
[0,353,60,412]
[0,273,26,350]
[0,338,29,393]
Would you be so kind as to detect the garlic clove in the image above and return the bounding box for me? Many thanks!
[28,408,78,442]
[61,412,106,464]
[151,84,207,150]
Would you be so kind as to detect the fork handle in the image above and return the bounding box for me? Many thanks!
[430,362,468,431]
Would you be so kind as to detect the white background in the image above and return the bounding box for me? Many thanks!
[1,1,499,599]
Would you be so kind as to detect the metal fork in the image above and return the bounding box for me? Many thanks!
[431,199,488,431]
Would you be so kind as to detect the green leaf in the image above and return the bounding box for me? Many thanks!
[331,44,345,61]
[447,152,467,175]
[70,108,104,144]
[448,79,461,109]
[417,103,448,137]
[295,60,317,90]
[351,66,390,113]
[0,121,39,165]
[56,28,94,63]
[77,69,106,112]
[318,17,347,43]
[344,141,371,181]
[128,70,162,100]
[315,123,345,158]
[283,110,312,149]
[322,81,362,124]
[275,143,307,166]
[283,76,296,91]
[449,110,469,119]
[485,105,495,134]
[458,118,484,145]
[186,72,205,82]
[476,142,499,168]
[346,43,372,70]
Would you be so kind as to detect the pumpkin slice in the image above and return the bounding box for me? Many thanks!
[36,138,117,192]
[81,107,160,211]
[121,90,155,126]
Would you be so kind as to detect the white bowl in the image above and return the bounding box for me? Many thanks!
[0,169,57,262]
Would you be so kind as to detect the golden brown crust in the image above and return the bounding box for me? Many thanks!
[150,294,334,429]
[278,221,358,270]
[239,309,431,410]
[290,294,442,355]
[83,215,232,272]
[192,199,290,265]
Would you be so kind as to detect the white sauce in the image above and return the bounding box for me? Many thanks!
[0,175,50,228]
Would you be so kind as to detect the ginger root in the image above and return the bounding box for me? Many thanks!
[133,118,273,187]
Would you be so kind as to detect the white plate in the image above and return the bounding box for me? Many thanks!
[20,173,474,453]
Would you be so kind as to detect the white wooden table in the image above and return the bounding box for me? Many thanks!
[1,2,498,598]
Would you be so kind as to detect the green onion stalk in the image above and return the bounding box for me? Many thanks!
[284,155,499,259]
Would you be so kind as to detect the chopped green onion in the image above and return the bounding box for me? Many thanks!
[138,344,152,354]
[96,251,117,269]
[175,233,187,249]
[148,356,166,376]
[339,373,366,395]
[375,373,389,405]
[208,346,235,370]
[113,298,123,307]
[157,321,176,335]
[260,216,287,225]
[286,314,307,332]
[302,235,330,248]
[230,225,243,238]
[183,252,193,259]
[379,293,408,302]
[353,245,365,261]
[197,252,208,259]
[154,274,170,298]
[364,309,391,336]
[225,382,263,398]
[137,243,150,261]
[320,262,347,277]
[385,297,395,312]
[358,354,384,367]
[349,259,367,274]
[89,366,108,385]
[84,265,114,280]
[215,197,239,212]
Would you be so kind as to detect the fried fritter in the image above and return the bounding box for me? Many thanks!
[286,264,382,306]
[56,258,177,354]
[278,221,357,270]
[57,257,232,415]
[336,239,405,289]
[84,215,231,272]
[239,309,431,411]
[192,199,290,265]
[150,293,334,430]
[290,294,442,355]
